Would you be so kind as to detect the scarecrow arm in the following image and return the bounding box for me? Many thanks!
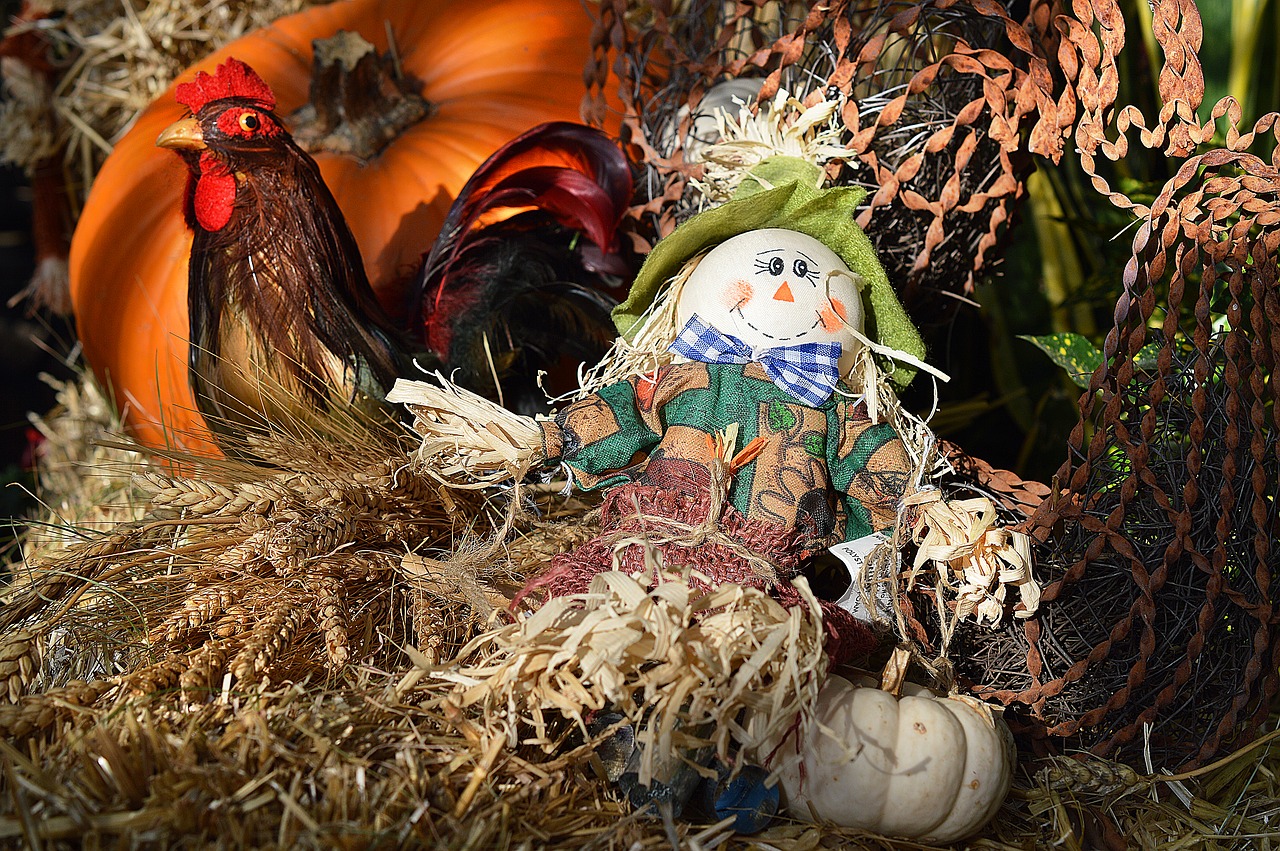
[828,401,912,540]
[540,378,662,487]
[388,376,542,481]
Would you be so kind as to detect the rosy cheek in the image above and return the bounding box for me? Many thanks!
[724,279,754,310]
[820,298,848,332]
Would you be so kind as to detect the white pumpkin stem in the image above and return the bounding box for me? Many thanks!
[879,646,912,697]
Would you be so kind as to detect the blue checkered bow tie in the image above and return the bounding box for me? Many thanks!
[670,315,843,406]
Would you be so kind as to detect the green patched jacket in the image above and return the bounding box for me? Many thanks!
[540,361,910,545]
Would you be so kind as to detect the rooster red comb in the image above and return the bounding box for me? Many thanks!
[175,58,276,114]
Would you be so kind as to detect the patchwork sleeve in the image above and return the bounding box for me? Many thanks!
[540,378,662,487]
[828,401,912,539]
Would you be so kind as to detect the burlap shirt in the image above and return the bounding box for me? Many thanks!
[539,361,910,545]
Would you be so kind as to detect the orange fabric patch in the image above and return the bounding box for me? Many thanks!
[772,281,795,302]
[635,366,667,410]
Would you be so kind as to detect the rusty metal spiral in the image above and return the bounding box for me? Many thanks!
[585,0,1067,325]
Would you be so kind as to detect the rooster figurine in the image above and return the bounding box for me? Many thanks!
[156,58,407,445]
[157,58,633,449]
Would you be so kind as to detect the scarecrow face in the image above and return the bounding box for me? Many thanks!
[676,228,866,376]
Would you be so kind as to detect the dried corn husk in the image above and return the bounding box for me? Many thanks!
[906,489,1040,642]
[430,570,828,787]
[694,88,853,204]
[388,375,542,485]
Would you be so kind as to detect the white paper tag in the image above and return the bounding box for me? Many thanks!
[828,531,897,623]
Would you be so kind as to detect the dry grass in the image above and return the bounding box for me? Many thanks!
[21,374,149,552]
[3,371,1280,849]
[1,0,318,189]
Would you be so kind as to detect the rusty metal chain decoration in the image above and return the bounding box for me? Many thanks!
[585,0,1073,324]
[959,0,1279,769]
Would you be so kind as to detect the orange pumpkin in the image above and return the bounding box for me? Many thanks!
[69,0,599,452]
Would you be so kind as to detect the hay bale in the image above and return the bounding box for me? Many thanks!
[1,0,319,190]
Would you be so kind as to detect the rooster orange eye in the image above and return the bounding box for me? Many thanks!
[238,113,260,132]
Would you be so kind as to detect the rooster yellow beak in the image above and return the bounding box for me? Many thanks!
[156,117,205,151]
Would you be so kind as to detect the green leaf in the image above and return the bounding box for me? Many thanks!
[1133,342,1162,371]
[802,431,826,459]
[767,401,797,433]
[1018,333,1103,389]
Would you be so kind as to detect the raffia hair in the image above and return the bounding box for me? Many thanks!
[574,248,710,398]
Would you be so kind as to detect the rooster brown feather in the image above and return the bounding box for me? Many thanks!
[157,58,406,447]
[157,58,633,444]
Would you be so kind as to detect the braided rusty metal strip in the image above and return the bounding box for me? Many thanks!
[583,0,1071,299]
[987,0,1280,767]
[1028,238,1278,766]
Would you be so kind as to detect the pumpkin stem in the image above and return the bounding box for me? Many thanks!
[289,31,431,162]
[879,646,911,697]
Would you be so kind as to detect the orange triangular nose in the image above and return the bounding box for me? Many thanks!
[772,281,795,302]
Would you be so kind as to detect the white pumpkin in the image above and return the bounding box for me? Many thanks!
[754,669,1015,843]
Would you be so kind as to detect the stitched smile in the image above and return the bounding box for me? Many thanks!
[737,308,823,342]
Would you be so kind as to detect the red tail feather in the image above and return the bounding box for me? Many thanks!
[419,121,633,348]
[415,122,634,409]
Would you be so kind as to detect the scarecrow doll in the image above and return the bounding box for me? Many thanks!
[394,155,937,664]
[391,103,1032,839]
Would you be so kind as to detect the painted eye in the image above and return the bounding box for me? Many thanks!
[238,112,260,132]
[793,258,810,279]
[768,256,784,276]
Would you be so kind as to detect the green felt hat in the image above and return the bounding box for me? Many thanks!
[613,157,925,388]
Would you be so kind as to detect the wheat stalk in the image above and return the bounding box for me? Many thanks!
[139,473,243,517]
[210,605,255,640]
[155,587,238,643]
[125,655,188,697]
[0,679,113,742]
[260,508,359,572]
[1,527,148,631]
[179,640,232,700]
[0,630,41,704]
[229,601,303,687]
[314,577,350,669]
